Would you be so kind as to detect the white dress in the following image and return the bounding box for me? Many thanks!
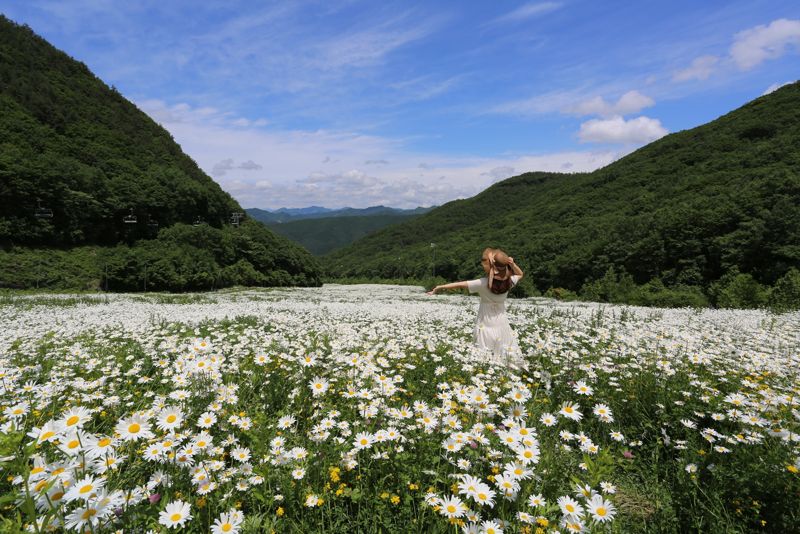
[467,275,523,366]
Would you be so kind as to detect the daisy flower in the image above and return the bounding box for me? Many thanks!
[557,495,584,518]
[586,494,616,522]
[309,377,330,396]
[528,494,546,508]
[27,421,63,444]
[439,495,467,518]
[353,432,375,450]
[539,413,557,427]
[156,407,184,432]
[559,403,583,422]
[115,414,154,441]
[62,406,92,429]
[197,412,217,429]
[481,519,503,534]
[64,475,105,502]
[85,435,116,459]
[592,404,613,422]
[231,447,251,462]
[212,510,243,534]
[159,500,192,529]
[277,415,296,429]
[573,381,593,396]
[609,431,625,442]
[64,502,108,531]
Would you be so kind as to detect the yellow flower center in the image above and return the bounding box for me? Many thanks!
[79,484,93,494]
[82,509,97,520]
[66,415,80,426]
[222,525,232,532]
[128,423,140,433]
[171,513,182,522]
[566,504,575,513]
[446,505,457,514]
[166,415,177,423]
[68,440,80,449]
[51,492,64,501]
[31,466,44,474]
[40,431,55,441]
[597,507,607,516]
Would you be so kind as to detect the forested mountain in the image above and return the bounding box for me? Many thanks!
[326,82,800,308]
[265,213,426,255]
[245,205,433,255]
[0,15,320,289]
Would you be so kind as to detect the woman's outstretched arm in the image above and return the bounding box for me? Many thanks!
[427,281,469,295]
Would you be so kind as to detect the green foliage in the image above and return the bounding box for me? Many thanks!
[1,221,322,291]
[710,268,769,309]
[768,267,800,312]
[0,16,321,288]
[324,82,800,308]
[266,213,423,255]
[544,287,580,301]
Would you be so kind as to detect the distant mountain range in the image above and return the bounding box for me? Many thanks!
[246,205,433,224]
[245,206,435,255]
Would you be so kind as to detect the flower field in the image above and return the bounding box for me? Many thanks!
[1,285,799,533]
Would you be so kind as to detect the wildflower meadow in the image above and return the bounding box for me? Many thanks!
[0,285,798,533]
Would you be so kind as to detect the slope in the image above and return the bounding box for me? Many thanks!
[0,15,320,289]
[325,82,800,302]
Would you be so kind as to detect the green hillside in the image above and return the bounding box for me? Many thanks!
[325,83,800,309]
[0,16,320,290]
[266,213,422,255]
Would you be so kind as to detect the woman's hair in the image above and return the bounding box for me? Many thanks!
[483,248,514,294]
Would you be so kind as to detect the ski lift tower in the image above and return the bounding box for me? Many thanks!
[123,208,137,224]
[34,199,53,219]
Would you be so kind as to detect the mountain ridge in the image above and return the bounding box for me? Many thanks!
[0,15,321,289]
[324,82,800,307]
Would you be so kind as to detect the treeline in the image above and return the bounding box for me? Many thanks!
[266,213,423,255]
[0,221,321,291]
[325,82,800,310]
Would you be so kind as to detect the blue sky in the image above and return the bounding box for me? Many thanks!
[3,1,799,208]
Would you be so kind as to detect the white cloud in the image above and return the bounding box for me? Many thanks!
[730,18,800,70]
[578,116,668,144]
[140,98,621,208]
[212,158,235,177]
[672,55,720,82]
[568,90,655,117]
[762,80,796,95]
[238,160,263,170]
[488,2,562,26]
[481,166,516,183]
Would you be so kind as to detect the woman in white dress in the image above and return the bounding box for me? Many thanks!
[427,248,525,368]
